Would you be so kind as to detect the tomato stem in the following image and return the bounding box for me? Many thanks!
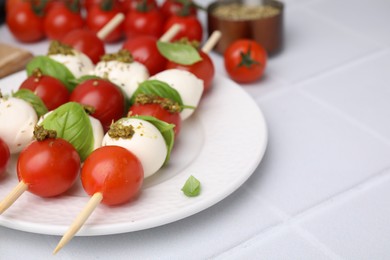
[136,0,150,12]
[30,0,48,16]
[65,0,81,13]
[100,0,115,12]
[238,45,261,68]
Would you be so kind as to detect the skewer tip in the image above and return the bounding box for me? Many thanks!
[53,193,103,254]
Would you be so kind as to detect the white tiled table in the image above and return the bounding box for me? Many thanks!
[1,0,390,259]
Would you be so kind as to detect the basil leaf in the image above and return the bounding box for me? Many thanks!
[157,41,202,65]
[130,115,174,165]
[181,175,201,197]
[130,79,184,108]
[41,102,94,161]
[26,56,76,92]
[12,89,48,117]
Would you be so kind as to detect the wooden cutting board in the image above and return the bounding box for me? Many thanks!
[0,43,33,79]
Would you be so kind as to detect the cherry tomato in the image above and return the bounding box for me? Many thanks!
[160,0,197,19]
[70,78,125,132]
[124,7,164,39]
[122,35,166,75]
[44,3,84,40]
[129,103,181,136]
[6,0,58,13]
[6,0,23,12]
[224,39,267,83]
[166,51,214,93]
[81,146,143,206]
[163,15,202,42]
[117,0,157,13]
[0,138,10,177]
[61,29,106,64]
[17,138,81,197]
[86,2,123,43]
[6,2,45,42]
[83,0,104,10]
[19,69,70,111]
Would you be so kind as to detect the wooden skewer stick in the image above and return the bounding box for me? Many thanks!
[53,192,103,254]
[159,24,182,42]
[0,181,28,215]
[97,13,125,40]
[201,30,222,54]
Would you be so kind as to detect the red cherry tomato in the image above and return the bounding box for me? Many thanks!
[61,29,106,64]
[166,51,214,93]
[117,0,157,13]
[6,2,45,42]
[70,78,125,132]
[224,39,267,83]
[17,138,81,197]
[81,146,143,206]
[6,0,23,12]
[86,3,123,43]
[0,138,10,177]
[44,3,84,40]
[129,103,181,136]
[163,15,202,42]
[160,0,197,19]
[124,7,164,39]
[19,70,70,111]
[83,0,104,10]
[122,35,166,75]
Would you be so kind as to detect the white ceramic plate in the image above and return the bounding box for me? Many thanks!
[0,71,268,236]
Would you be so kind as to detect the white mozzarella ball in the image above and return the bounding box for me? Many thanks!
[49,50,94,78]
[0,97,37,153]
[102,118,167,178]
[89,116,104,150]
[93,60,149,99]
[150,69,203,120]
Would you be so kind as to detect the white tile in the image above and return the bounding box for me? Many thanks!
[215,226,332,260]
[0,227,63,260]
[246,91,390,215]
[307,0,390,45]
[300,51,390,142]
[299,171,390,260]
[267,7,382,84]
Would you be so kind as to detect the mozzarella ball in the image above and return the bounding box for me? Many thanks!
[93,60,149,99]
[49,50,94,78]
[0,97,37,153]
[102,118,167,178]
[150,69,203,120]
[89,116,104,150]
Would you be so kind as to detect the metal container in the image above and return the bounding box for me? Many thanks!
[207,0,284,55]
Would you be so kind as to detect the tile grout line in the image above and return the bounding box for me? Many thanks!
[211,188,345,260]
[212,165,390,259]
[257,48,390,104]
[297,88,390,147]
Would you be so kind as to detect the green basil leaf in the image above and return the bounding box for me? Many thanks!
[41,102,94,161]
[157,41,202,65]
[12,89,48,117]
[181,175,201,197]
[26,56,76,92]
[130,79,184,108]
[130,115,175,165]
